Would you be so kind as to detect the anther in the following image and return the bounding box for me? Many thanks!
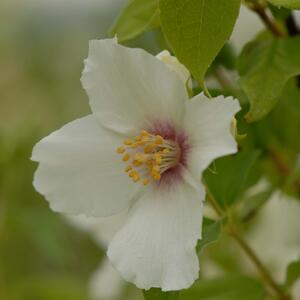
[123,139,133,146]
[117,129,180,186]
[122,153,130,162]
[125,165,132,172]
[143,178,150,186]
[117,147,125,154]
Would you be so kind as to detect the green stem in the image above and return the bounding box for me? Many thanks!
[206,190,291,300]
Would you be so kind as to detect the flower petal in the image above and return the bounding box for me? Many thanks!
[156,50,191,88]
[183,93,241,178]
[81,39,188,133]
[32,115,140,217]
[107,175,204,291]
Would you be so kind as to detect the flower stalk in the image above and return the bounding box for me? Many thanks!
[206,189,291,300]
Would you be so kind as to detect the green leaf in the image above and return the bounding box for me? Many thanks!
[11,276,89,300]
[159,0,240,87]
[204,149,261,208]
[110,0,159,43]
[197,218,221,254]
[239,188,273,221]
[285,259,300,288]
[267,0,300,9]
[181,275,266,300]
[238,36,300,122]
[213,43,237,70]
[143,289,179,300]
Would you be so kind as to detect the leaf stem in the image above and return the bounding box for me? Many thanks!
[269,148,300,193]
[206,189,291,300]
[205,187,224,218]
[243,0,286,37]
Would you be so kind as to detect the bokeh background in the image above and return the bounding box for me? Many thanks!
[0,1,299,300]
[0,1,124,299]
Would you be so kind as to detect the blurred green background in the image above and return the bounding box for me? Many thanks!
[0,1,123,299]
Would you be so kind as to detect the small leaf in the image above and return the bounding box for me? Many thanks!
[204,149,261,208]
[238,36,300,122]
[239,188,273,221]
[181,275,266,300]
[197,218,221,254]
[143,289,179,300]
[267,0,300,9]
[285,259,300,288]
[159,0,240,87]
[110,0,159,43]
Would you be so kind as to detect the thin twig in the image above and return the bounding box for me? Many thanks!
[228,225,290,300]
[253,5,285,37]
[243,0,286,37]
[269,148,300,193]
[206,190,291,300]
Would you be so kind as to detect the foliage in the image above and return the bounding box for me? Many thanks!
[181,275,266,300]
[267,0,300,9]
[285,259,300,288]
[159,0,241,87]
[110,0,159,42]
[238,36,300,122]
[204,149,261,208]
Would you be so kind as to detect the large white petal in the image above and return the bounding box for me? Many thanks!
[81,39,188,133]
[183,94,241,179]
[32,115,140,217]
[107,175,204,291]
[156,50,191,88]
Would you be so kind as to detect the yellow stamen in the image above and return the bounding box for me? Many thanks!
[143,178,150,186]
[153,173,161,181]
[155,135,164,145]
[117,147,125,154]
[125,165,132,172]
[123,139,133,146]
[117,129,180,185]
[154,153,162,164]
[133,160,142,167]
[129,170,136,178]
[132,173,140,182]
[152,165,160,173]
[122,153,130,162]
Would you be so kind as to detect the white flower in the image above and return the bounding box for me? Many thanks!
[156,50,191,89]
[32,39,240,291]
[247,191,300,282]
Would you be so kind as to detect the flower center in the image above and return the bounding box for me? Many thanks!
[116,130,181,185]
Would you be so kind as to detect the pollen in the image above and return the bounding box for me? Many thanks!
[116,129,180,185]
[122,153,130,162]
[117,147,125,154]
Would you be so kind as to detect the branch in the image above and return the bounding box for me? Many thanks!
[243,0,286,37]
[269,148,300,193]
[206,189,291,300]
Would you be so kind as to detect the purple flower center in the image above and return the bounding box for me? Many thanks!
[116,121,190,188]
